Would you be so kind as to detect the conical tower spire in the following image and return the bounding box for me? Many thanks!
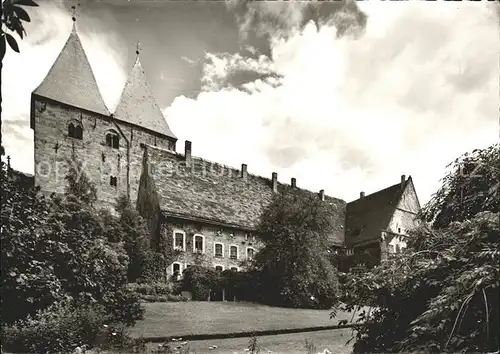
[113,44,176,139]
[32,10,109,116]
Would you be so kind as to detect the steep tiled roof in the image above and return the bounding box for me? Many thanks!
[142,145,346,245]
[113,57,176,139]
[33,24,109,116]
[345,179,409,246]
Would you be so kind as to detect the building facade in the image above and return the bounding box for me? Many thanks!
[30,25,422,278]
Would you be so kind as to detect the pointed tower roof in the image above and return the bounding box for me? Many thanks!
[113,54,176,139]
[33,23,109,116]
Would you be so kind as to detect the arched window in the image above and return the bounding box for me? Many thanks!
[214,243,224,258]
[68,122,83,140]
[247,247,255,260]
[230,245,238,260]
[193,234,205,253]
[105,130,120,149]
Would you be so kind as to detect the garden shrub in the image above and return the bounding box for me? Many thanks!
[1,300,106,354]
[127,282,173,296]
[1,158,144,348]
[139,294,189,303]
[182,265,222,300]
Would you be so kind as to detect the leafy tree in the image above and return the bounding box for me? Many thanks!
[422,143,499,228]
[1,0,38,156]
[114,194,151,282]
[253,188,340,309]
[65,156,98,206]
[1,159,144,327]
[340,143,499,353]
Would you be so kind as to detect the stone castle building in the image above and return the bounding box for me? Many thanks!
[30,24,421,278]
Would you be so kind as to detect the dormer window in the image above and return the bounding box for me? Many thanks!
[105,130,120,149]
[68,122,83,140]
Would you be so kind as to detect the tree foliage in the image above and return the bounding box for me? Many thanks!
[422,143,499,228]
[253,188,340,309]
[1,0,37,58]
[0,159,144,328]
[340,143,499,353]
[1,0,38,155]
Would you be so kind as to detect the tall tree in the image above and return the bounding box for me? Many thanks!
[341,143,499,353]
[254,188,339,309]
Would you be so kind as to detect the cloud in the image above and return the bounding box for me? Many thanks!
[165,1,499,205]
[1,1,127,174]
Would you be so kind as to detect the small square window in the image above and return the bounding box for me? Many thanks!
[215,265,223,272]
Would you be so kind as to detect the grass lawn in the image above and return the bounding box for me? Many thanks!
[146,328,355,354]
[94,328,355,354]
[129,302,362,339]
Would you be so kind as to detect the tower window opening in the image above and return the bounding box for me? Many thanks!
[68,122,83,139]
[106,131,120,149]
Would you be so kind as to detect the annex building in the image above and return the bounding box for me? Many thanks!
[29,24,421,279]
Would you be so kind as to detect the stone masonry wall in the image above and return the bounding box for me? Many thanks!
[32,97,128,207]
[32,97,176,210]
[160,219,262,278]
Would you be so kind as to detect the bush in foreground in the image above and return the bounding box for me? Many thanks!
[339,144,499,353]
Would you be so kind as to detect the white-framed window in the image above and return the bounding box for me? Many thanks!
[172,262,182,280]
[215,265,224,272]
[229,245,239,260]
[193,234,205,253]
[251,235,256,243]
[245,233,249,241]
[173,230,186,251]
[246,247,255,260]
[214,242,224,258]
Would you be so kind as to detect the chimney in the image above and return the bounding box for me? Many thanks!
[185,141,192,167]
[272,172,278,193]
[360,191,365,198]
[241,164,248,180]
[319,189,325,201]
[401,174,406,188]
[291,178,296,188]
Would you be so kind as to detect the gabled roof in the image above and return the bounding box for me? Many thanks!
[113,57,176,139]
[345,178,411,247]
[140,145,346,245]
[33,23,109,116]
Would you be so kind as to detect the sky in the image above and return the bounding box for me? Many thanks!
[2,0,499,206]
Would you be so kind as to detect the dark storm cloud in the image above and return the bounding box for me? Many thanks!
[226,0,367,55]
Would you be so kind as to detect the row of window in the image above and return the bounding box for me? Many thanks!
[172,263,238,277]
[173,231,255,260]
[68,123,121,149]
